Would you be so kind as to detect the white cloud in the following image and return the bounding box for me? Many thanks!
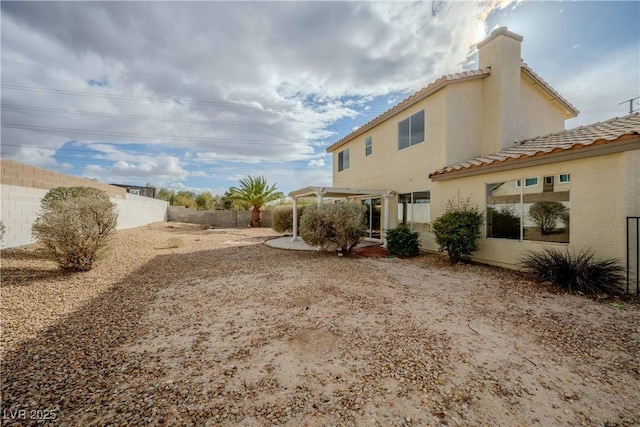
[308,159,325,168]
[1,1,519,190]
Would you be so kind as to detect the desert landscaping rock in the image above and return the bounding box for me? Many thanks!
[1,222,638,426]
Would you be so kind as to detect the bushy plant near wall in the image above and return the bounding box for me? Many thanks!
[299,203,366,253]
[432,193,483,263]
[386,226,421,258]
[32,186,118,272]
[272,205,306,234]
[520,247,626,296]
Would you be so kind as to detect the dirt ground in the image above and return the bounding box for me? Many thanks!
[1,222,639,426]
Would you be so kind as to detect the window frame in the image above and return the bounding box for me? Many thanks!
[516,177,539,188]
[398,110,425,150]
[558,173,571,184]
[338,148,350,172]
[365,136,372,156]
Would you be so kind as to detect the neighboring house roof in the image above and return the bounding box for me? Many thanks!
[326,68,492,153]
[326,63,578,153]
[429,112,640,179]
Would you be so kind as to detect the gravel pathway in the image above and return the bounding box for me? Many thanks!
[1,222,638,426]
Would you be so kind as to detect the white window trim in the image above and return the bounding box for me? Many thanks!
[365,136,372,156]
[558,173,571,184]
[516,177,539,188]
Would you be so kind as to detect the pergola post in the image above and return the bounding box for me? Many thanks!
[291,197,299,242]
[383,192,392,247]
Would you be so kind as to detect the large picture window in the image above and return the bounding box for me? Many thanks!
[398,110,425,150]
[486,175,570,243]
[338,149,350,171]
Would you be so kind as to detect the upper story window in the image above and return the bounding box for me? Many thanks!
[365,136,372,156]
[338,149,350,171]
[559,173,570,183]
[398,110,425,150]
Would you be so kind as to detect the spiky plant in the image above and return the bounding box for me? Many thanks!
[228,176,284,227]
[520,247,626,296]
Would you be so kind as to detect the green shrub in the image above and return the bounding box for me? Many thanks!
[272,205,306,234]
[432,194,483,263]
[520,246,625,296]
[32,186,118,272]
[299,203,366,253]
[386,226,421,258]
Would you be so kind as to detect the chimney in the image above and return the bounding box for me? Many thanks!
[477,27,524,154]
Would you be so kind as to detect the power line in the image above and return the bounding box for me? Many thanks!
[0,159,331,179]
[2,60,289,87]
[0,143,329,169]
[0,123,315,146]
[0,103,354,130]
[0,84,392,114]
[0,84,308,111]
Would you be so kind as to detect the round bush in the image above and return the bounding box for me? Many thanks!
[299,203,366,253]
[32,186,118,272]
[432,195,483,263]
[386,226,421,258]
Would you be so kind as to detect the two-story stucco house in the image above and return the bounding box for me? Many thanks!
[290,27,640,286]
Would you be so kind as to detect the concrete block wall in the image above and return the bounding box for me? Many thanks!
[0,184,48,248]
[113,193,168,230]
[1,159,126,198]
[168,206,272,228]
[0,159,168,249]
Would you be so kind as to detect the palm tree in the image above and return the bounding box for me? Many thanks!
[228,176,284,227]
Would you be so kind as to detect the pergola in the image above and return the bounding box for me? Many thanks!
[288,186,394,246]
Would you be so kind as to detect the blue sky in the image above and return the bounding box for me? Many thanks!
[1,1,638,196]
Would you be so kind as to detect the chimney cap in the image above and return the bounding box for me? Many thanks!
[477,27,524,49]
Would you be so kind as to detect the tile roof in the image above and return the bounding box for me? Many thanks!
[429,112,640,178]
[326,63,578,153]
[326,68,492,153]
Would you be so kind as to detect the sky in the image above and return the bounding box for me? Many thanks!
[1,1,639,196]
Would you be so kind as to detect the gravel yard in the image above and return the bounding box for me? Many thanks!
[1,222,639,426]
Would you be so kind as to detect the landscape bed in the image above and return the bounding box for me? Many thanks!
[1,222,638,426]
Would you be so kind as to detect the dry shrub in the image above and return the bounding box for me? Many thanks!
[32,187,118,272]
[271,205,306,234]
[299,203,366,253]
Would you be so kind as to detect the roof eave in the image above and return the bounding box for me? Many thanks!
[429,134,640,181]
[325,70,491,153]
[521,65,579,118]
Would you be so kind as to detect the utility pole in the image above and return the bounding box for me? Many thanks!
[618,96,640,114]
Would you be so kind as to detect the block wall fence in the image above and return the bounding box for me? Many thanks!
[167,206,272,228]
[0,159,168,249]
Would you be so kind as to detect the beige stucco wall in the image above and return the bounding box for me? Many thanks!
[331,88,447,194]
[444,80,484,165]
[519,75,567,140]
[427,150,639,268]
